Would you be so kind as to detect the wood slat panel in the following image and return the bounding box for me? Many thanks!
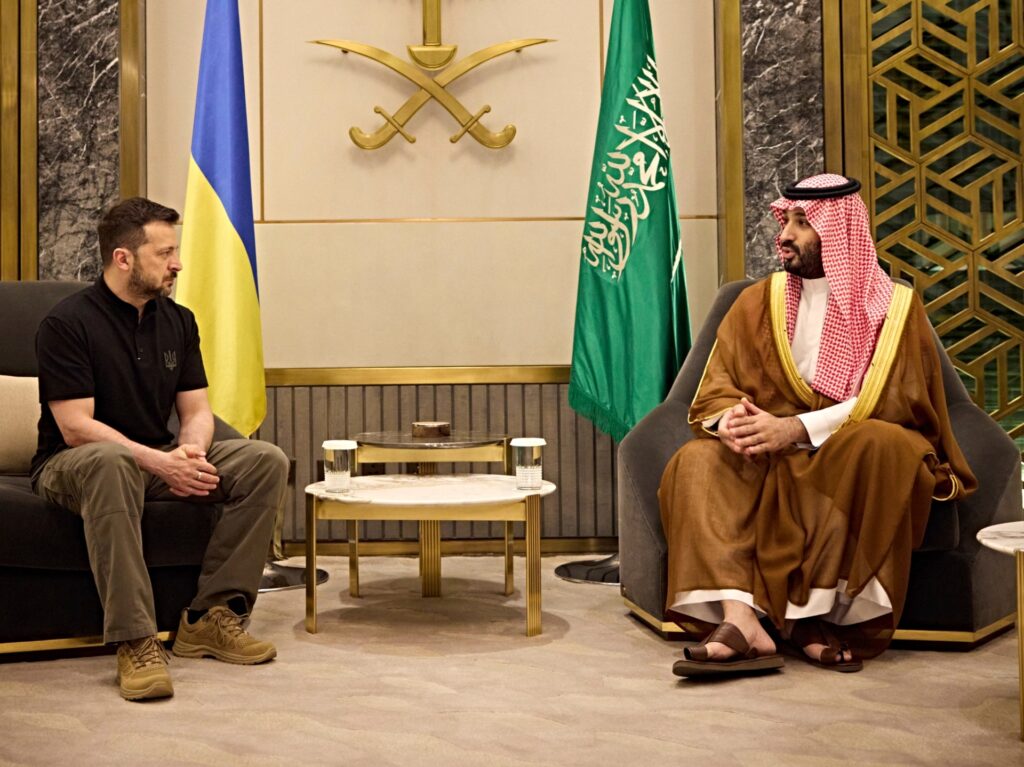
[274,387,296,540]
[541,383,562,538]
[266,381,620,546]
[576,411,596,538]
[326,385,347,540]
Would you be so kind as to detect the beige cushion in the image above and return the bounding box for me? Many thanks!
[0,375,41,474]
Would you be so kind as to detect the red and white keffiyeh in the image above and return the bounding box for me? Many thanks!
[770,173,893,402]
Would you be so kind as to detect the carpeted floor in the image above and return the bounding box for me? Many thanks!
[1,554,1021,766]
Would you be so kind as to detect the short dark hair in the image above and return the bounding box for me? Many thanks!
[97,197,179,266]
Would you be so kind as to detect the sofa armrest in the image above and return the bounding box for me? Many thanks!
[947,399,1023,554]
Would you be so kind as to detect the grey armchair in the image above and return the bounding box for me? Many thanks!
[619,279,1022,645]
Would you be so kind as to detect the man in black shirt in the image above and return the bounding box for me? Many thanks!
[33,198,288,701]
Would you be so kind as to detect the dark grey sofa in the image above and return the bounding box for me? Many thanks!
[0,280,240,651]
[619,279,1022,644]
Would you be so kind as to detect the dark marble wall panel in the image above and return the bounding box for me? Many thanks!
[37,0,120,281]
[741,0,825,278]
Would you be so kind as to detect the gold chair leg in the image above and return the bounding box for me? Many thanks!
[525,494,541,636]
[304,495,317,633]
[504,520,514,596]
[348,520,360,598]
[420,520,442,597]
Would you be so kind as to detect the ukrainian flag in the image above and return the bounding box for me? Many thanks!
[176,0,265,437]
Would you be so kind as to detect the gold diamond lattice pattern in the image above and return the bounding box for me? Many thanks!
[869,0,1024,451]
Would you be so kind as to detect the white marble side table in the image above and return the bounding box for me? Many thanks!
[305,474,556,636]
[977,521,1024,740]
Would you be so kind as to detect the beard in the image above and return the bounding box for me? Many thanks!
[781,239,824,279]
[127,262,172,301]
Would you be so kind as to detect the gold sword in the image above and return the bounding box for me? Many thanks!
[314,38,553,149]
[408,0,457,70]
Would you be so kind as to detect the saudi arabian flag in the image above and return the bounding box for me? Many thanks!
[568,0,690,443]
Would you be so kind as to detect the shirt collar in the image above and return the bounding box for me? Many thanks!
[96,275,158,319]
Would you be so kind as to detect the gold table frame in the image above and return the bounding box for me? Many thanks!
[976,522,1024,741]
[305,476,553,637]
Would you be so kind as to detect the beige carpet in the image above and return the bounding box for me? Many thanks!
[1,554,1021,766]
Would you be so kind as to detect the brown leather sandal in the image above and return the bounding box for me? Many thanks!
[672,621,784,678]
[789,618,864,673]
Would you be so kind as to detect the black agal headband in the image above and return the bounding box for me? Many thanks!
[782,177,862,200]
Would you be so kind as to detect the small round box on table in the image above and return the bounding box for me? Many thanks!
[976,521,1024,740]
[305,474,556,636]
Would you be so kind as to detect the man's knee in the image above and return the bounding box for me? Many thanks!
[219,439,289,486]
[246,440,288,477]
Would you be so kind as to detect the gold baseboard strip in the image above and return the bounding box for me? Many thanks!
[624,598,1016,645]
[283,536,618,558]
[0,630,175,656]
[891,613,1015,644]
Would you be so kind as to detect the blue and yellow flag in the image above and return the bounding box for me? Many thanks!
[176,0,265,437]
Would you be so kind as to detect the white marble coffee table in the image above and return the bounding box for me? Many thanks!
[305,474,556,636]
[977,521,1024,740]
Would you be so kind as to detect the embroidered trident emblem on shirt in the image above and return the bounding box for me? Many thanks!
[163,351,177,371]
[313,0,553,149]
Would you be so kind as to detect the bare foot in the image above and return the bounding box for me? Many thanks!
[789,618,856,665]
[700,600,776,660]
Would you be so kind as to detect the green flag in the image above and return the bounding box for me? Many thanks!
[568,0,690,443]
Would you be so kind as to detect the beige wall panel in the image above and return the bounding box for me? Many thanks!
[680,218,719,334]
[257,221,580,367]
[256,217,718,367]
[146,0,262,213]
[601,0,718,218]
[261,0,601,220]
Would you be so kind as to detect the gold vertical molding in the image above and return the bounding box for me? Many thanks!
[119,0,145,199]
[0,0,20,280]
[714,0,745,282]
[18,0,35,279]
[840,0,870,187]
[822,0,843,173]
[597,0,605,85]
[258,0,265,221]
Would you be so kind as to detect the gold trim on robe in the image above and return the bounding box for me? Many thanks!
[848,283,914,423]
[769,272,815,406]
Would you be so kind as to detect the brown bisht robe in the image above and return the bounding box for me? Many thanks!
[658,275,976,653]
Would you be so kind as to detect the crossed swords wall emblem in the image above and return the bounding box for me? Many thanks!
[313,0,553,149]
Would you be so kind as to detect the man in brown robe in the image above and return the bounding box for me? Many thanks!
[660,174,975,677]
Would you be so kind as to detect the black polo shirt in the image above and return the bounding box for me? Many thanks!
[31,276,208,480]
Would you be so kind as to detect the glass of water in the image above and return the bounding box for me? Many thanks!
[510,437,545,490]
[322,440,357,493]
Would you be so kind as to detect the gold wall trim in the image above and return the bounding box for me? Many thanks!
[266,365,571,386]
[597,0,604,85]
[1,0,20,280]
[714,0,745,283]
[18,0,35,279]
[119,0,145,199]
[258,0,265,220]
[1,0,35,280]
[254,215,719,225]
[821,0,843,173]
[0,630,175,656]
[284,536,618,558]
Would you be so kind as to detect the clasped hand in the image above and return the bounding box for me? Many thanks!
[154,444,219,497]
[718,398,806,458]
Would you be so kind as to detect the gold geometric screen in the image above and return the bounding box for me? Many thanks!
[866,0,1023,451]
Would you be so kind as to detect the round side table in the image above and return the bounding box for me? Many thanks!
[977,521,1024,740]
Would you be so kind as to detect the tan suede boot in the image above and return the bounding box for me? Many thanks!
[117,636,173,701]
[172,606,276,664]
